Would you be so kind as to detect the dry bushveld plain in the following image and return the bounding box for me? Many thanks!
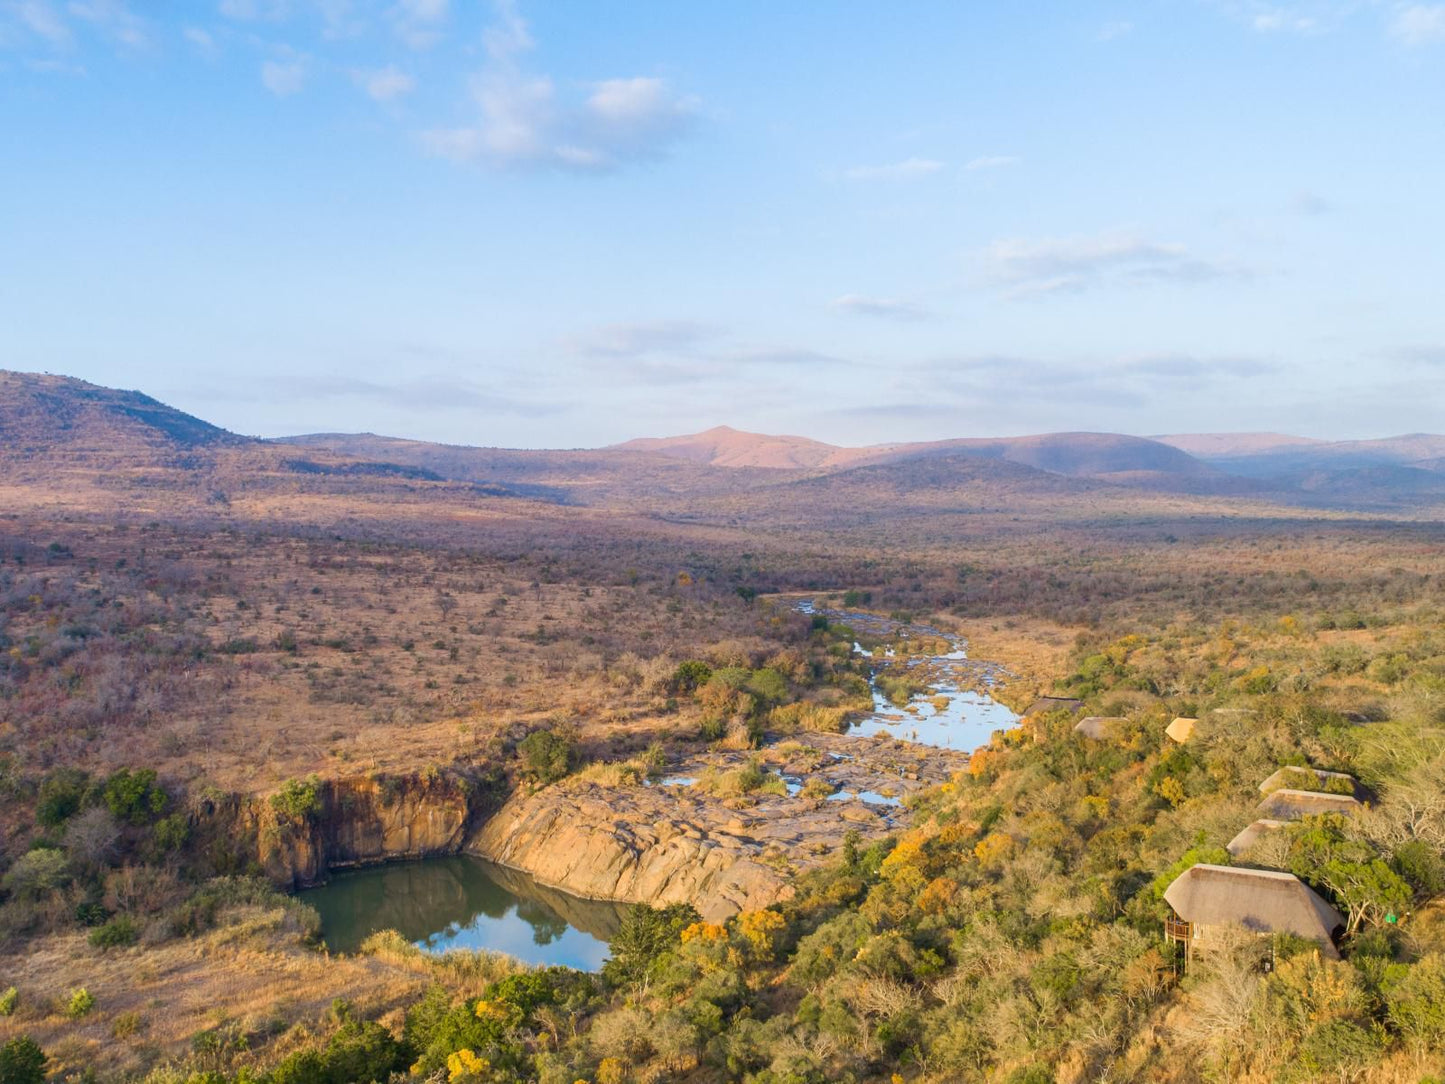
[2,372,1445,1083]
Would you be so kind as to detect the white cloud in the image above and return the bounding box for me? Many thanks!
[218,0,289,19]
[7,0,71,45]
[183,25,216,53]
[570,320,719,358]
[1291,190,1333,215]
[1251,9,1319,31]
[356,63,414,101]
[980,231,1243,297]
[832,295,930,321]
[261,57,305,96]
[391,0,447,49]
[482,0,529,59]
[1391,4,1445,43]
[965,155,1020,172]
[1206,1,1357,35]
[841,157,943,182]
[420,3,697,172]
[68,0,147,48]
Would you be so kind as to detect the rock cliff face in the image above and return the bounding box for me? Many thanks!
[472,731,965,921]
[472,785,796,922]
[192,771,490,888]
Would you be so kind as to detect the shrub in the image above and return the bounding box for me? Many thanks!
[270,776,322,822]
[66,988,95,1018]
[518,729,575,785]
[89,915,138,949]
[0,1036,47,1084]
[1,848,70,900]
[35,767,90,828]
[671,660,713,693]
[103,768,169,826]
[0,987,16,1017]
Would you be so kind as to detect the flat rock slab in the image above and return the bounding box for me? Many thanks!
[471,731,967,921]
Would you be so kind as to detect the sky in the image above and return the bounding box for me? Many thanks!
[2,0,1444,448]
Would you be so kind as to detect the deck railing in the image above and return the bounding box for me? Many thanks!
[1164,916,1193,942]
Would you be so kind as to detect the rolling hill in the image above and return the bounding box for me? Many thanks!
[4,370,1445,520]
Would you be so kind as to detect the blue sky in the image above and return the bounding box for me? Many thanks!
[2,0,1443,447]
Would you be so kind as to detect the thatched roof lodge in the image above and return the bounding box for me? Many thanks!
[1164,864,1344,958]
[1073,716,1126,740]
[1258,766,1360,797]
[1023,696,1084,717]
[1258,788,1363,820]
[1226,819,1288,856]
[1165,716,1197,743]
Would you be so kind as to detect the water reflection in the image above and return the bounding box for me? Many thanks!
[300,855,626,971]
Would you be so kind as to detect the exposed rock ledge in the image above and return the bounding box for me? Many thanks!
[192,770,493,888]
[472,732,966,921]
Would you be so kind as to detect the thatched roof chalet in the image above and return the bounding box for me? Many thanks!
[1164,864,1344,957]
[1024,696,1084,717]
[1258,766,1360,798]
[1226,819,1288,856]
[1258,788,1363,820]
[1165,716,1197,743]
[1074,716,1126,740]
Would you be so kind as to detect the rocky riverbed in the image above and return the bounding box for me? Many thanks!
[472,730,969,921]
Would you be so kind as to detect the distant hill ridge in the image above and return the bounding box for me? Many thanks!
[3,370,1445,514]
[0,370,245,454]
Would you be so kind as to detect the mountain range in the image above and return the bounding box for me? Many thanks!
[3,370,1445,517]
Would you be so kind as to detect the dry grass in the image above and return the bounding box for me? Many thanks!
[0,904,431,1079]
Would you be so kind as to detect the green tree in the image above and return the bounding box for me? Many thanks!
[671,660,713,693]
[103,768,169,826]
[0,1036,47,1084]
[603,903,700,989]
[35,767,90,827]
[1,848,70,900]
[518,729,574,785]
[270,776,323,822]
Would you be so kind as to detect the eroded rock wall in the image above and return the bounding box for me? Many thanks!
[471,784,795,922]
[191,770,494,887]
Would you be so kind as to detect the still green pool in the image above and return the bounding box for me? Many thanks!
[299,855,626,971]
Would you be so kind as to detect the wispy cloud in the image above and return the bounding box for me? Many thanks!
[1250,8,1321,32]
[261,56,306,96]
[183,25,216,54]
[420,0,697,172]
[1391,4,1445,43]
[570,320,719,358]
[841,157,943,182]
[979,230,1245,297]
[564,320,853,387]
[391,0,447,49]
[1291,190,1333,215]
[848,351,1280,421]
[190,373,559,416]
[832,294,930,321]
[67,0,147,48]
[1205,1,1363,35]
[217,0,290,21]
[1384,344,1445,367]
[964,155,1020,172]
[5,0,71,45]
[355,63,414,101]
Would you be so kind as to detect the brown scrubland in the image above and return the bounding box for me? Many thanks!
[1,372,1444,1082]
